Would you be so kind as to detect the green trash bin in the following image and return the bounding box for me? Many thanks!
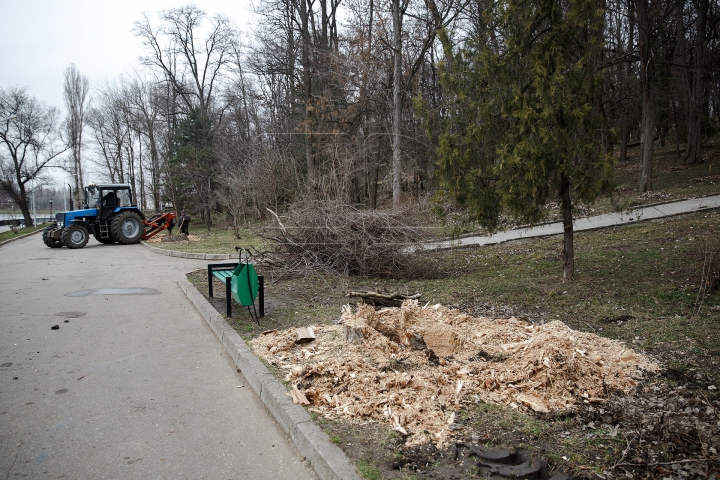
[231,262,259,307]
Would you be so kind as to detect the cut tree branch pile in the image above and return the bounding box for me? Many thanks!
[251,301,659,447]
[260,201,430,278]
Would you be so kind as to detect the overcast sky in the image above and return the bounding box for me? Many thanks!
[0,0,254,114]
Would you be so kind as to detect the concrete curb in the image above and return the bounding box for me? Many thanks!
[177,277,361,480]
[0,227,44,248]
[141,241,234,260]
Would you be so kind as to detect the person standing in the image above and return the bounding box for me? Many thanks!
[178,210,191,235]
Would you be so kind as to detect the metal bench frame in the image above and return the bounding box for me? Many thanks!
[207,262,264,318]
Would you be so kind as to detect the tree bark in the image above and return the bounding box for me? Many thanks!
[300,0,315,186]
[391,0,403,209]
[560,173,574,281]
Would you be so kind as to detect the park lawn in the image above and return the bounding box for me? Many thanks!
[247,209,720,378]
[148,222,265,255]
[187,209,719,478]
[0,223,48,243]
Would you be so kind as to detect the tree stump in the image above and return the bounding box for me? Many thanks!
[343,323,367,344]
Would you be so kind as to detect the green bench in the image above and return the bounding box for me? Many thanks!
[207,262,264,321]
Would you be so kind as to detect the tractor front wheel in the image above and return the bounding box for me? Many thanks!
[61,225,89,249]
[111,211,144,244]
[42,226,63,248]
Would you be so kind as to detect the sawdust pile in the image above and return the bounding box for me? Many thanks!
[145,234,201,243]
[251,301,659,446]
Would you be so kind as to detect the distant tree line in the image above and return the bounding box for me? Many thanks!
[0,0,718,275]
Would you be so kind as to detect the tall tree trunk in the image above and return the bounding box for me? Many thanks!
[369,164,379,210]
[637,0,655,192]
[619,108,629,162]
[363,0,374,206]
[560,173,574,281]
[685,0,708,165]
[674,0,690,157]
[391,0,403,209]
[14,176,33,228]
[148,128,161,211]
[300,0,314,186]
[619,0,634,164]
[64,65,89,211]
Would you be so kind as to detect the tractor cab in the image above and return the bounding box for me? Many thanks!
[86,184,134,219]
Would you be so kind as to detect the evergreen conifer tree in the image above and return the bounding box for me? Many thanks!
[166,107,217,228]
[428,0,615,279]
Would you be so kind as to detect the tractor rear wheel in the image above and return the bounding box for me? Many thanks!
[111,211,144,244]
[61,224,89,249]
[42,226,63,248]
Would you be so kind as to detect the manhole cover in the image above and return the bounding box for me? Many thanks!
[65,288,161,297]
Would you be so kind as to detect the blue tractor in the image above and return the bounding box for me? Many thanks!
[42,183,168,249]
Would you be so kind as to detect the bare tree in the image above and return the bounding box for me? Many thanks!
[63,64,90,208]
[391,0,406,209]
[124,74,167,211]
[133,5,236,118]
[87,83,129,184]
[0,87,66,226]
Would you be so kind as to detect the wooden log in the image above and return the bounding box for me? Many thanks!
[345,290,421,307]
[346,290,421,301]
[295,326,315,344]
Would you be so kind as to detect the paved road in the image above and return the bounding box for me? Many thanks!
[421,194,720,251]
[0,236,316,479]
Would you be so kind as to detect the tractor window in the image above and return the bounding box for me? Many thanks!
[101,190,117,207]
[116,189,132,207]
[87,187,100,207]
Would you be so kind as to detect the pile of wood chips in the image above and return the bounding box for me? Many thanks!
[251,301,659,446]
[145,234,201,243]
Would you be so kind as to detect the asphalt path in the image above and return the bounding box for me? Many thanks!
[420,194,720,251]
[0,235,316,479]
